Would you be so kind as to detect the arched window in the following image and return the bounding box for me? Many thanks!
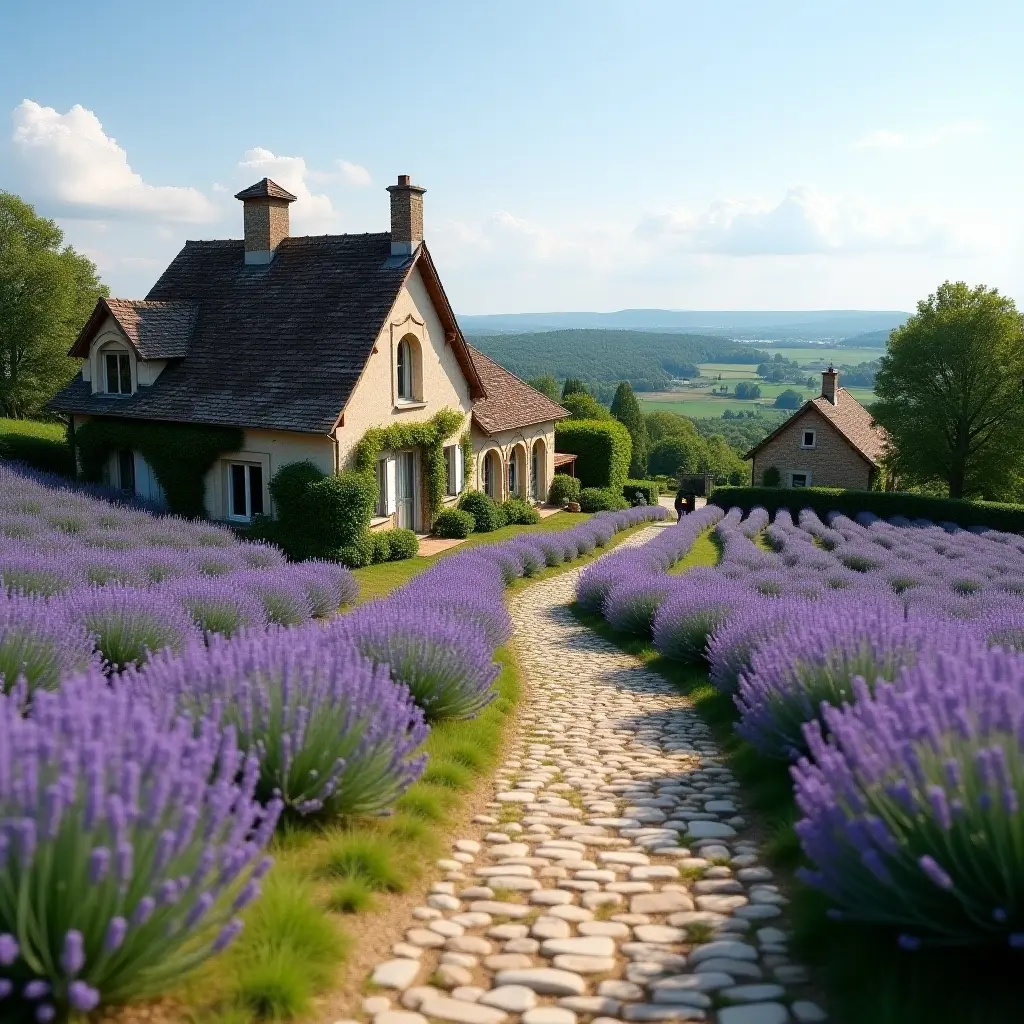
[397,338,413,401]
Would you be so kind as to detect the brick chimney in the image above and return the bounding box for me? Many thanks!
[234,178,297,265]
[387,174,426,256]
[821,365,839,404]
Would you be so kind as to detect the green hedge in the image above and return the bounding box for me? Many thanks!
[579,487,629,513]
[0,432,74,477]
[708,486,1024,534]
[548,474,581,506]
[554,419,631,491]
[622,479,660,505]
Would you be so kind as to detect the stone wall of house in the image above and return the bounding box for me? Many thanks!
[470,422,556,503]
[751,407,872,489]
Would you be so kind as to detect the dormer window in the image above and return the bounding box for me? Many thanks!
[397,338,412,401]
[105,351,132,395]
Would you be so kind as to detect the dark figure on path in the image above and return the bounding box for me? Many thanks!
[674,487,687,522]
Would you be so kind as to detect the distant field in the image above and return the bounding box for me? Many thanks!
[743,345,883,366]
[640,381,876,419]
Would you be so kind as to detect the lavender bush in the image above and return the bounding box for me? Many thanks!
[167,577,270,638]
[652,571,744,663]
[131,630,427,817]
[793,647,1024,948]
[0,673,280,1018]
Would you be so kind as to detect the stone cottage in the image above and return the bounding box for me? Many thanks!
[49,175,567,531]
[745,367,888,489]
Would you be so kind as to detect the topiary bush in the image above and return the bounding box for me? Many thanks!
[554,419,632,490]
[368,530,392,564]
[579,487,628,513]
[434,508,474,539]
[548,474,581,506]
[502,497,540,525]
[762,466,782,487]
[458,490,506,532]
[0,673,281,1019]
[623,479,659,506]
[383,528,419,561]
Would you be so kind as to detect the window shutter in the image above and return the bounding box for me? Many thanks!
[454,445,463,494]
[385,457,397,515]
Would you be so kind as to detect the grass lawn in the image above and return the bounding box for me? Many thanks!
[352,511,598,603]
[573,527,1022,1024]
[0,417,65,441]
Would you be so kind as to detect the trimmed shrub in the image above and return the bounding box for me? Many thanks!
[554,419,632,490]
[0,674,281,1019]
[623,479,659,505]
[709,485,1024,535]
[384,528,419,561]
[579,487,628,513]
[548,474,581,506]
[458,490,506,532]
[433,508,474,538]
[502,497,540,525]
[334,534,374,569]
[762,466,781,487]
[368,530,392,564]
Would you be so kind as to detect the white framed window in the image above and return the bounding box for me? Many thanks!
[789,471,810,488]
[444,444,464,497]
[377,456,397,517]
[801,429,816,449]
[228,462,265,521]
[397,338,413,401]
[104,350,132,395]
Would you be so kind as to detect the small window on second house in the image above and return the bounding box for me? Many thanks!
[801,429,816,449]
[228,463,264,521]
[105,351,132,395]
[791,472,809,488]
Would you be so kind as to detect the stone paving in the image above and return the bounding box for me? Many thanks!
[362,527,827,1024]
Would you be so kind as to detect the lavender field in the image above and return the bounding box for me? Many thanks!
[0,459,666,1020]
[581,505,1024,954]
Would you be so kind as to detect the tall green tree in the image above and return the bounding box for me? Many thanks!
[561,377,587,398]
[562,391,609,420]
[609,381,649,478]
[527,374,560,401]
[0,193,107,418]
[873,281,1024,499]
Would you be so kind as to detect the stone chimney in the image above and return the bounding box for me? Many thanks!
[821,365,839,404]
[387,174,426,256]
[234,178,297,265]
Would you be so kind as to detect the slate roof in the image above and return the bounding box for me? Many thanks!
[468,346,569,435]
[745,387,889,466]
[234,178,297,201]
[50,236,483,435]
[68,298,198,360]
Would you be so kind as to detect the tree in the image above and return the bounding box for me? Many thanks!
[701,434,749,485]
[734,381,761,400]
[561,391,609,420]
[645,410,698,442]
[609,381,649,478]
[648,435,705,477]
[527,375,560,401]
[873,281,1024,499]
[774,389,804,410]
[562,378,587,398]
[0,193,107,418]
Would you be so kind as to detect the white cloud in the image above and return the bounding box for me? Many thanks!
[853,122,985,150]
[10,100,217,222]
[237,147,337,232]
[337,159,371,186]
[634,185,969,256]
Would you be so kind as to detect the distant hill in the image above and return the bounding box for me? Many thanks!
[459,308,909,341]
[466,329,768,392]
[840,329,891,348]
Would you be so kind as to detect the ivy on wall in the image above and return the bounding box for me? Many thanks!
[74,419,244,518]
[352,407,467,521]
[460,429,473,492]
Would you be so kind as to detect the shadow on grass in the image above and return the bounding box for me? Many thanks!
[571,603,1024,1024]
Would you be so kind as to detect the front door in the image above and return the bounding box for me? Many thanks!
[396,452,416,530]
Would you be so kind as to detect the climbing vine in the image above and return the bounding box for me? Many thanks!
[353,407,468,521]
[460,429,473,493]
[74,419,244,518]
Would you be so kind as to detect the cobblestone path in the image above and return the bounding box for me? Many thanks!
[364,527,826,1024]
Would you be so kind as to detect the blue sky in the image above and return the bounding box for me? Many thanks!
[2,0,1022,312]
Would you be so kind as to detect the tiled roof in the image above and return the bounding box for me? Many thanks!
[68,298,198,360]
[469,346,569,434]
[745,387,888,466]
[50,234,417,434]
[809,388,888,464]
[234,178,297,202]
